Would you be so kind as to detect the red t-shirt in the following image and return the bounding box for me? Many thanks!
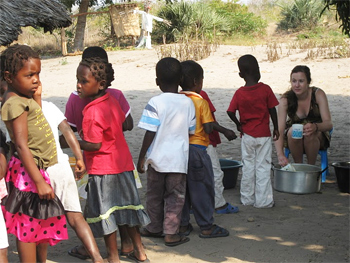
[227,82,278,138]
[200,90,221,147]
[82,93,134,175]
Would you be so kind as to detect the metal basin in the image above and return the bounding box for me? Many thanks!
[272,164,326,194]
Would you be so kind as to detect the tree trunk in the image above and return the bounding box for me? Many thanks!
[73,0,89,52]
[61,28,67,56]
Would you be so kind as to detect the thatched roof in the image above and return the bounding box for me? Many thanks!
[0,0,72,46]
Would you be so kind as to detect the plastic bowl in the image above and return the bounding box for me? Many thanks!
[219,159,242,189]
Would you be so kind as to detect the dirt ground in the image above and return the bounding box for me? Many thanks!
[4,44,350,263]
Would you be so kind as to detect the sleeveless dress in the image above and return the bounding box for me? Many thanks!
[1,96,68,245]
[284,87,331,150]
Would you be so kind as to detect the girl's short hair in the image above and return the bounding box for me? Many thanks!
[79,57,114,88]
[0,44,40,80]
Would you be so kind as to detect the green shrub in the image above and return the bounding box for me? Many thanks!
[153,1,227,43]
[278,0,325,32]
[152,0,267,44]
[208,0,267,36]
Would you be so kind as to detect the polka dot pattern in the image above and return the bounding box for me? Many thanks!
[2,156,68,246]
[2,205,68,245]
[5,157,51,193]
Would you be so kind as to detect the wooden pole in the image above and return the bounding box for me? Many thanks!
[61,28,68,56]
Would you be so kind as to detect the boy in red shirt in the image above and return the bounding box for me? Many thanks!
[227,54,279,208]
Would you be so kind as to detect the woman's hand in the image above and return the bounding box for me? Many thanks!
[303,122,317,136]
[278,154,289,167]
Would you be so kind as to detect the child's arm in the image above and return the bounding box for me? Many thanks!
[59,134,70,149]
[58,119,86,180]
[11,113,55,200]
[274,98,289,166]
[268,107,280,141]
[203,122,214,135]
[137,130,156,173]
[122,114,134,131]
[227,111,243,134]
[79,140,102,152]
[212,121,237,141]
[0,147,7,180]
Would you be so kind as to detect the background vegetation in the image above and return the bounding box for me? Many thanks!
[11,0,350,61]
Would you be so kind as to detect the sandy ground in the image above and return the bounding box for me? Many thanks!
[5,44,350,263]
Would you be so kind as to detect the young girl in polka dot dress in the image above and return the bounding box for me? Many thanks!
[0,44,68,263]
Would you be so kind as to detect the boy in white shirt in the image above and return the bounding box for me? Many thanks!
[137,57,196,246]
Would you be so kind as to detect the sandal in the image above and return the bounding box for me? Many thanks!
[119,249,133,256]
[68,245,91,260]
[127,251,150,262]
[165,235,190,247]
[215,203,239,214]
[140,227,163,238]
[179,223,193,236]
[199,225,229,238]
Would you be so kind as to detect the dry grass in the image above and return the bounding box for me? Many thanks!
[265,42,282,62]
[264,38,350,62]
[155,38,218,62]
